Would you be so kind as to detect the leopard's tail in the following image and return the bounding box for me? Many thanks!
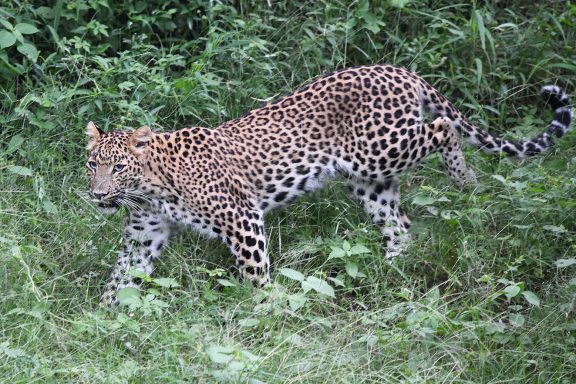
[425,85,573,158]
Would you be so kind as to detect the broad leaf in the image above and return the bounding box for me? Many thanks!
[543,225,567,234]
[42,200,58,214]
[328,276,345,287]
[328,246,346,259]
[15,23,39,34]
[216,278,235,287]
[412,195,436,206]
[509,313,525,327]
[7,165,33,176]
[205,345,235,364]
[238,318,260,328]
[342,240,351,252]
[16,42,39,62]
[279,267,305,281]
[555,258,576,268]
[390,0,411,8]
[301,276,335,298]
[503,284,521,300]
[0,30,16,49]
[0,19,13,30]
[521,291,540,307]
[117,287,141,306]
[491,174,506,184]
[7,135,25,154]
[287,293,307,311]
[0,342,27,358]
[153,277,180,288]
[349,244,371,255]
[118,81,135,91]
[345,260,358,278]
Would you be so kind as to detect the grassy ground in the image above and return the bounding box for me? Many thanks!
[1,1,575,382]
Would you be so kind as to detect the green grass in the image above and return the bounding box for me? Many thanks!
[1,1,576,382]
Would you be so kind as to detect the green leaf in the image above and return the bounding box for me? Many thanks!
[238,318,260,328]
[0,19,13,30]
[6,135,25,154]
[345,18,358,29]
[216,278,235,287]
[205,345,235,364]
[474,10,486,50]
[7,165,33,176]
[128,269,149,279]
[153,277,180,288]
[147,287,161,296]
[486,321,505,334]
[0,51,22,76]
[355,0,369,15]
[279,267,305,282]
[412,195,436,206]
[11,29,23,43]
[0,342,27,358]
[557,323,576,331]
[15,23,39,35]
[512,224,533,230]
[474,58,483,86]
[389,0,411,8]
[287,293,307,311]
[345,260,358,278]
[362,13,383,34]
[349,244,371,255]
[521,291,540,307]
[328,276,345,287]
[148,297,168,308]
[117,287,141,306]
[118,81,135,91]
[328,246,346,259]
[509,313,525,327]
[16,43,39,62]
[301,276,335,298]
[42,200,58,214]
[543,225,567,234]
[491,174,506,184]
[0,30,16,49]
[555,258,576,268]
[342,240,351,252]
[503,284,521,300]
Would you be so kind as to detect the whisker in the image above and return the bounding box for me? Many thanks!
[118,190,154,213]
[120,196,143,212]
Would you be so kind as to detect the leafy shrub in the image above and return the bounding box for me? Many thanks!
[1,1,575,382]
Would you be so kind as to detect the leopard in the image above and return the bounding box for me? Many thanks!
[85,64,573,305]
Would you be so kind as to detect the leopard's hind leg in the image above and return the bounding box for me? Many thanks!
[429,117,477,187]
[348,117,474,259]
[348,177,410,259]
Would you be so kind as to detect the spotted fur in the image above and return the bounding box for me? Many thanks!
[86,64,572,305]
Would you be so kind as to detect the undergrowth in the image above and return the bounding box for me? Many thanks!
[1,1,575,383]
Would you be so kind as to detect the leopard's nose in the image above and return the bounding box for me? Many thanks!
[92,192,107,200]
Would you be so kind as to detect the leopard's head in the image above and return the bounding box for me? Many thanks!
[85,122,153,214]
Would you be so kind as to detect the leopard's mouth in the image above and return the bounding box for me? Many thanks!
[94,198,121,214]
[98,200,120,209]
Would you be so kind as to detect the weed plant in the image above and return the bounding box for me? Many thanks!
[1,1,575,382]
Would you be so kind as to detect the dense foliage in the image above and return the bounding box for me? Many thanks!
[1,0,575,382]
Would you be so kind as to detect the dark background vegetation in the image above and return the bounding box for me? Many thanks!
[1,0,575,382]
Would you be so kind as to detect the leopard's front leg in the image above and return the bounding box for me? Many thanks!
[220,210,270,287]
[100,211,170,306]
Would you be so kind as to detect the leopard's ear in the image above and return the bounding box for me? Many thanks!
[129,125,153,156]
[86,121,103,150]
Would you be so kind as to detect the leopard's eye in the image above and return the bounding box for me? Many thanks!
[113,164,126,173]
[87,161,97,170]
